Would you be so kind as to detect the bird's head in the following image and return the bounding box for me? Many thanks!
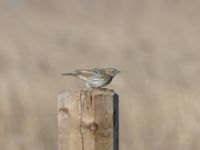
[105,68,121,77]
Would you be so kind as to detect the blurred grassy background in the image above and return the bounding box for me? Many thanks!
[0,0,200,150]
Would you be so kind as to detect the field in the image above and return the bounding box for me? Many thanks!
[0,0,200,150]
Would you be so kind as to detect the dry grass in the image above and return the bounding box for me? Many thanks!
[0,0,200,150]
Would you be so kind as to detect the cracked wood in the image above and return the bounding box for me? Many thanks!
[58,89,119,150]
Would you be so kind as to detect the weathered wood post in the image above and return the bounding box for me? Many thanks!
[58,88,119,150]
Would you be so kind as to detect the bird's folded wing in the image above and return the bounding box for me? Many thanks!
[92,68,108,76]
[75,69,98,80]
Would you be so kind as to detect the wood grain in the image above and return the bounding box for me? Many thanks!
[58,89,119,150]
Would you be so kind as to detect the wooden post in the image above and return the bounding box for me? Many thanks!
[58,88,119,150]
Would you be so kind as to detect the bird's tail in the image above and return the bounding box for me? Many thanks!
[61,73,76,76]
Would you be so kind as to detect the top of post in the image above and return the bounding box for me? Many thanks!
[58,88,118,110]
[58,88,116,96]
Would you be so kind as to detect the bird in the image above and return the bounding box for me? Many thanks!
[61,68,120,88]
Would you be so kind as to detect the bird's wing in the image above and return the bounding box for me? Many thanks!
[75,69,98,80]
[92,68,108,76]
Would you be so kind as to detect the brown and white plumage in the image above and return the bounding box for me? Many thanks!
[61,68,120,88]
